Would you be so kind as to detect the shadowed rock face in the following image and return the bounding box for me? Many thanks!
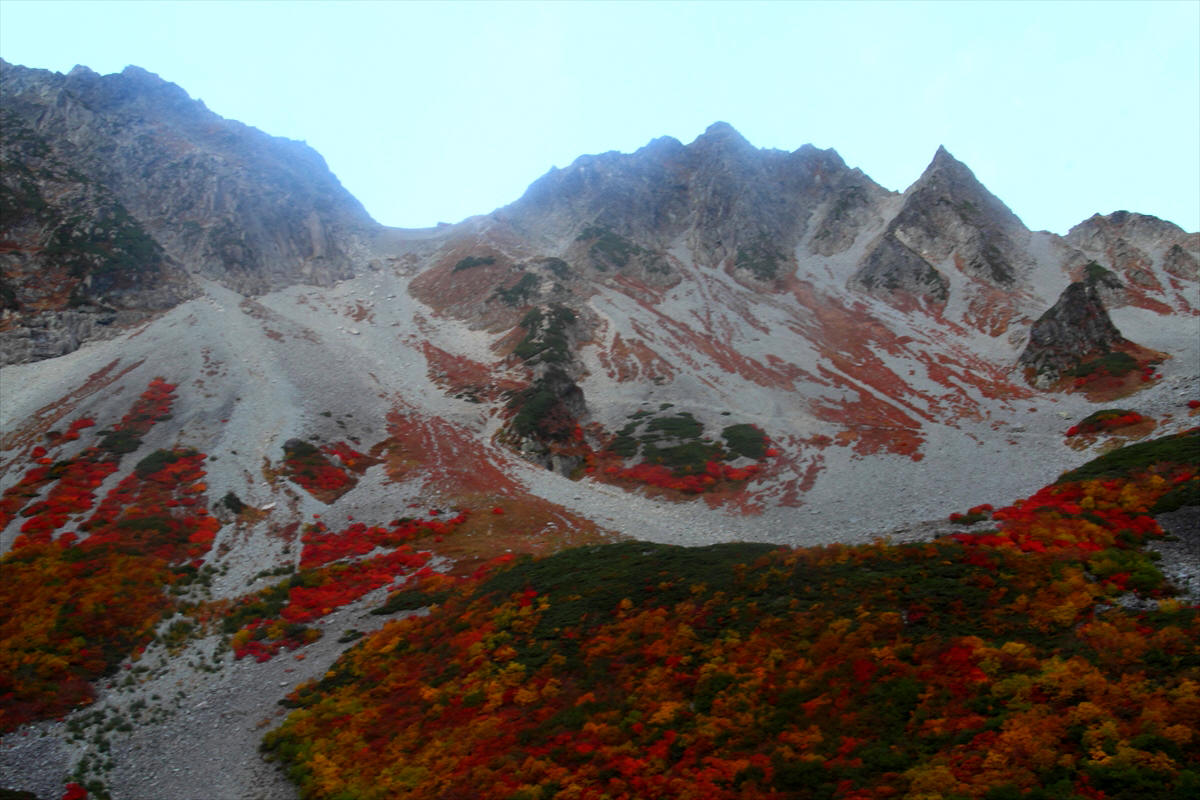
[0,60,375,296]
[1019,281,1124,379]
[850,232,949,301]
[0,110,191,365]
[852,146,1031,302]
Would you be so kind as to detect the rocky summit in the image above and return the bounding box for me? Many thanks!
[1,62,1198,800]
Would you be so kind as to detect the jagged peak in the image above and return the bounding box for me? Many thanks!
[916,144,978,185]
[688,121,756,155]
[634,135,685,160]
[902,143,1024,231]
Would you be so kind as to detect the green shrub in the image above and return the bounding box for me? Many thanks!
[722,424,767,459]
[1058,429,1199,484]
[493,273,540,306]
[135,449,183,477]
[452,255,496,271]
[1067,351,1138,378]
[99,430,143,455]
[221,491,246,514]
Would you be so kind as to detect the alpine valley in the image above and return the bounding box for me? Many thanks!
[1,62,1198,800]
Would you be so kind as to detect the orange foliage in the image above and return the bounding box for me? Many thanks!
[263,437,1200,799]
[0,379,219,732]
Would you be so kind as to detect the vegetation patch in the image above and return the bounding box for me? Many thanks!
[721,423,769,459]
[576,225,639,271]
[1058,427,1198,484]
[225,512,465,662]
[1068,351,1139,379]
[508,368,581,443]
[452,255,497,272]
[598,410,776,493]
[280,439,359,502]
[1066,408,1151,437]
[493,273,540,306]
[263,437,1199,800]
[0,380,220,732]
[948,503,993,525]
[512,304,576,365]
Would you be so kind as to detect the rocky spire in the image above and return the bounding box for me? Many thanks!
[850,145,1032,304]
[1018,281,1125,381]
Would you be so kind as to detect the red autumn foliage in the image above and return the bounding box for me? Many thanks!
[281,442,358,501]
[1066,409,1147,438]
[0,379,221,733]
[263,433,1200,800]
[227,510,468,662]
[61,783,88,800]
[602,460,763,494]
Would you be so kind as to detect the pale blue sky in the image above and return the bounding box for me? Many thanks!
[2,0,1197,233]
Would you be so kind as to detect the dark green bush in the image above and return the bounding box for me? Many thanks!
[99,430,142,455]
[134,449,183,477]
[452,255,496,271]
[1067,351,1138,378]
[722,424,767,459]
[493,273,540,305]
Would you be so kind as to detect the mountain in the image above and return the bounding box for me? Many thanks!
[0,59,375,364]
[1,62,1198,799]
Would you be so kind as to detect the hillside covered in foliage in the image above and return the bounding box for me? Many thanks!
[260,430,1200,800]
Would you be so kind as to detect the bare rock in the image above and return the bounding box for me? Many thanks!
[1018,281,1124,380]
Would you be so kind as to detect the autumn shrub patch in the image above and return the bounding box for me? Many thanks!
[222,511,466,662]
[0,379,221,732]
[1066,350,1163,395]
[280,439,358,502]
[262,431,1199,800]
[597,410,775,494]
[948,503,993,525]
[1057,427,1198,484]
[1065,408,1149,437]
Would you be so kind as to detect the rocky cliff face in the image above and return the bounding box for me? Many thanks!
[851,146,1032,303]
[0,61,376,296]
[0,110,190,365]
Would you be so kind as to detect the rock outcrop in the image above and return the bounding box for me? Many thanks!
[1018,281,1125,382]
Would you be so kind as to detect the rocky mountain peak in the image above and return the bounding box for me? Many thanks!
[502,122,887,276]
[851,144,1032,305]
[687,121,757,158]
[909,145,1023,229]
[1065,210,1193,251]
